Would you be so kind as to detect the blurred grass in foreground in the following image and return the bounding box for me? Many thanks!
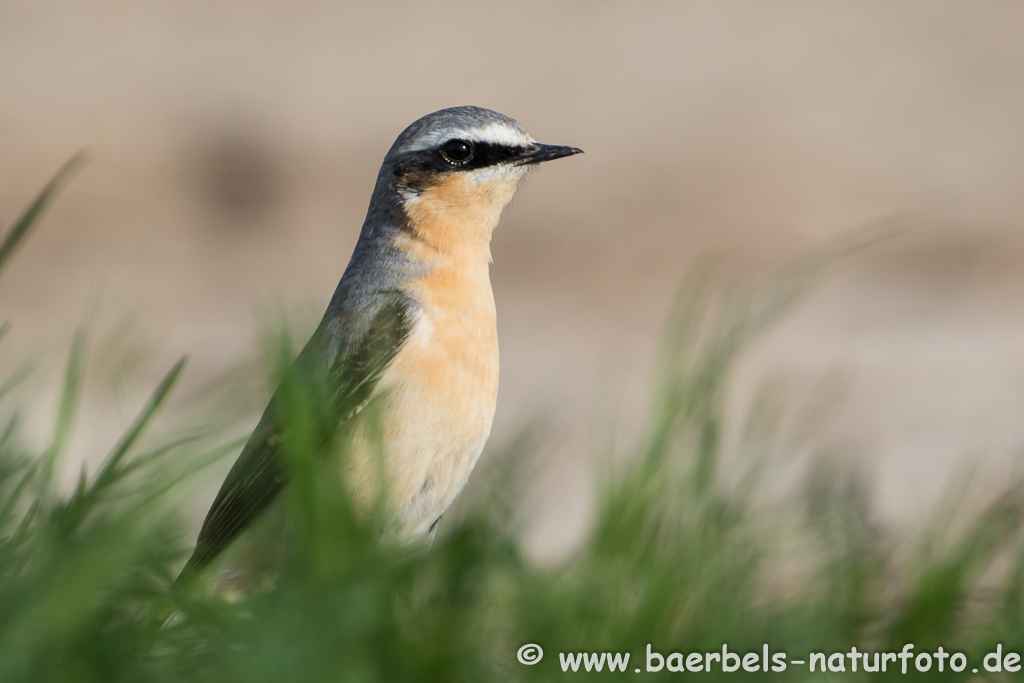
[3,164,1024,681]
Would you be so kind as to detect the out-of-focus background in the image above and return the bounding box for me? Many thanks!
[2,0,1024,558]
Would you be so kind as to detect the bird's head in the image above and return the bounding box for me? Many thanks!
[376,106,582,252]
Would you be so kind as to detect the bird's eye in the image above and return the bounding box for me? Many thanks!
[441,139,474,164]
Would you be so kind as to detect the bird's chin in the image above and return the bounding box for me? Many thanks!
[463,163,529,186]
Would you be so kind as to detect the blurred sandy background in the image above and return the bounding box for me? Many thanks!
[3,1,1024,557]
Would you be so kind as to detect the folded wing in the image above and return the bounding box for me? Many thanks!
[176,296,414,583]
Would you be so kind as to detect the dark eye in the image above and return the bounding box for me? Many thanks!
[441,139,474,164]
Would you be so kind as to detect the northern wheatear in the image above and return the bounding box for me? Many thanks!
[178,106,581,581]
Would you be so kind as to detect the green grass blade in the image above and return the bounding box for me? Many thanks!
[0,413,19,453]
[0,152,88,276]
[0,364,34,405]
[118,430,211,478]
[51,358,187,536]
[92,357,187,492]
[39,323,89,498]
[0,461,38,535]
[134,435,246,507]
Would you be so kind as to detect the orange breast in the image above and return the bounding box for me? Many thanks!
[344,172,507,538]
[372,255,499,537]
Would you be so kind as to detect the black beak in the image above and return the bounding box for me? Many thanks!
[514,143,584,166]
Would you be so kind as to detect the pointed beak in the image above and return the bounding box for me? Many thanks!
[513,143,584,166]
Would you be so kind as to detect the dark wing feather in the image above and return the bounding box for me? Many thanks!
[176,297,413,583]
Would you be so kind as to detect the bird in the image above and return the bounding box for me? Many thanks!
[177,106,582,583]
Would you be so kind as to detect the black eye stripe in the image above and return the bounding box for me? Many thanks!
[464,142,530,168]
[394,142,531,179]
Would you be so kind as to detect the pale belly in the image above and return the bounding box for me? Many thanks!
[343,288,499,539]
